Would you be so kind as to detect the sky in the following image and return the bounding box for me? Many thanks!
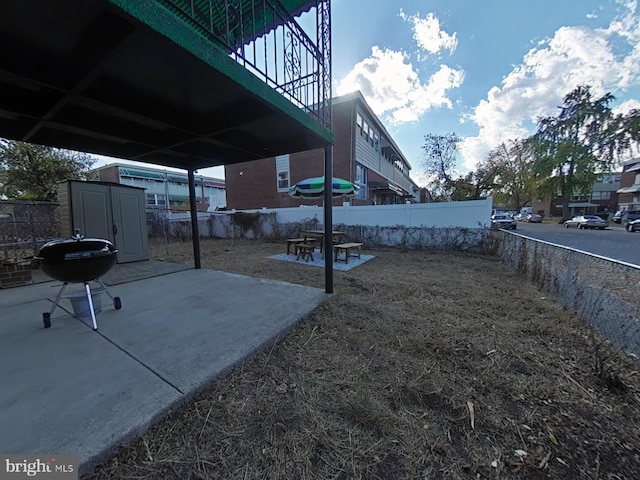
[95,0,640,187]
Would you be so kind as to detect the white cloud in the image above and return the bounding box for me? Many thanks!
[460,3,640,170]
[336,12,462,126]
[614,98,640,114]
[336,47,464,124]
[400,11,458,55]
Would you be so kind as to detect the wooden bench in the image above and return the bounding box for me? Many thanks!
[286,238,306,255]
[334,242,363,264]
[295,243,317,262]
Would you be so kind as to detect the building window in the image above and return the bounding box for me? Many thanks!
[146,193,166,206]
[591,191,611,200]
[355,164,367,200]
[356,112,363,135]
[276,154,290,192]
[278,172,289,190]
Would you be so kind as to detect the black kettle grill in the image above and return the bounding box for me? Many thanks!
[35,229,122,329]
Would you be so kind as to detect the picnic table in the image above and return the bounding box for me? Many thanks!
[302,230,346,253]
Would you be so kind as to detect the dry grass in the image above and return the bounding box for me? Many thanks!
[84,238,640,480]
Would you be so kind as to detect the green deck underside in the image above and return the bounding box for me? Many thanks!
[110,0,333,145]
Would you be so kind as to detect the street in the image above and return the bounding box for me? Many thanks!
[512,220,640,266]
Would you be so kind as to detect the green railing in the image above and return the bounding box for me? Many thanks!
[157,0,331,128]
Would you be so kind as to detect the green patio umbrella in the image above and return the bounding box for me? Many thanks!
[288,176,359,198]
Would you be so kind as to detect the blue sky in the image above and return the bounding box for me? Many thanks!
[96,0,640,186]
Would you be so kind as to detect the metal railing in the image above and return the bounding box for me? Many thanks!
[157,0,332,128]
[494,230,640,361]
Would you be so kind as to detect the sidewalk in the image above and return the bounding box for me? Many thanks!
[0,264,328,475]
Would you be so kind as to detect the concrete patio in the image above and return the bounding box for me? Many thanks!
[0,262,328,475]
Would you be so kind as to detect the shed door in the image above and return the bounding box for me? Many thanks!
[70,182,113,242]
[111,186,149,263]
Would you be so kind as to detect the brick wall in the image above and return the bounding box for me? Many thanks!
[0,261,32,288]
[225,100,359,210]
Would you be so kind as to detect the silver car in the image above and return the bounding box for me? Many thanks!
[563,215,609,230]
[626,219,640,232]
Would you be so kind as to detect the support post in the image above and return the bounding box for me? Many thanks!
[188,168,201,269]
[324,146,333,294]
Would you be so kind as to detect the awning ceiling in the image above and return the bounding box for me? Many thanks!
[568,202,599,207]
[617,185,640,194]
[120,167,223,186]
[369,181,407,195]
[119,168,165,180]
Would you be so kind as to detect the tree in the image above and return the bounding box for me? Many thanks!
[420,133,461,201]
[619,108,640,156]
[482,140,536,210]
[0,140,95,201]
[447,168,500,201]
[527,86,621,221]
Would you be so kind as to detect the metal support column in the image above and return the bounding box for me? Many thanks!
[188,168,201,269]
[324,146,333,294]
[319,0,333,293]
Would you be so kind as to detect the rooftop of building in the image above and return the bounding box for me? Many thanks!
[94,162,225,185]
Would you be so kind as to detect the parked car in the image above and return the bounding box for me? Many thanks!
[612,211,622,223]
[626,218,640,232]
[613,210,640,224]
[525,213,543,223]
[563,215,609,229]
[491,214,517,230]
[622,210,640,225]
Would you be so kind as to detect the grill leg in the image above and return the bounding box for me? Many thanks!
[84,282,98,331]
[49,282,69,315]
[97,279,113,302]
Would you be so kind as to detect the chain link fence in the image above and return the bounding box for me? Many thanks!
[493,230,640,363]
[0,200,60,263]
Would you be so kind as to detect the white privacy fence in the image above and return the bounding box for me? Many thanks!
[240,198,492,228]
[148,198,493,251]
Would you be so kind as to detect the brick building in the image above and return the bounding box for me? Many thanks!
[532,172,621,218]
[94,163,226,212]
[616,157,640,211]
[224,91,422,210]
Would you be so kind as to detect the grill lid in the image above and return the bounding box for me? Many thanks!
[35,230,118,283]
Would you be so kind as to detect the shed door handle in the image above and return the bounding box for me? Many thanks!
[113,224,118,235]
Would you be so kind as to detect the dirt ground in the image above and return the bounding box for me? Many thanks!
[85,238,640,480]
